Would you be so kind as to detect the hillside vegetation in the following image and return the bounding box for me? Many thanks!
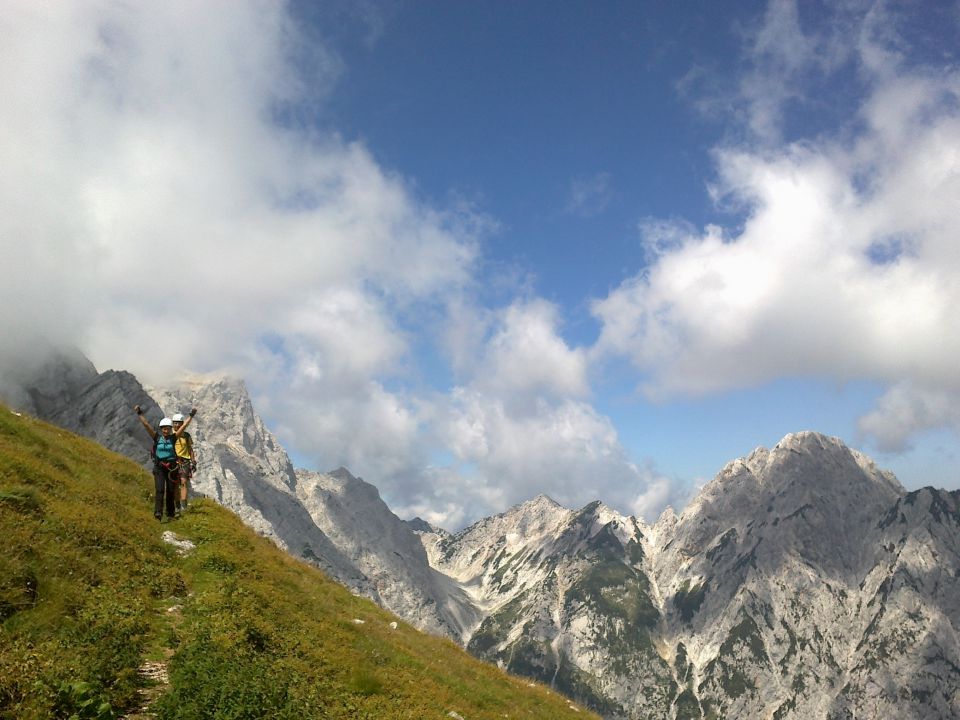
[0,407,596,720]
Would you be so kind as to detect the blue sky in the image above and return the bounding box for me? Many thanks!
[316,1,722,294]
[2,1,959,527]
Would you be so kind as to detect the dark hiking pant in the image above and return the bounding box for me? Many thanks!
[153,463,178,519]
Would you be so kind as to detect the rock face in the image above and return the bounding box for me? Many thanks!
[0,345,162,464]
[649,432,913,720]
[7,344,99,417]
[48,370,164,465]
[296,467,480,639]
[425,496,673,717]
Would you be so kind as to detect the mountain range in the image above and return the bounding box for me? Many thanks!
[1,347,957,719]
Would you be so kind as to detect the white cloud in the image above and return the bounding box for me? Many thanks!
[858,381,960,453]
[0,0,483,521]
[434,389,656,521]
[735,0,855,143]
[479,299,589,403]
[738,0,815,142]
[677,0,855,145]
[592,2,960,448]
[401,299,673,526]
[0,2,476,385]
[280,286,407,385]
[630,473,685,523]
[1,0,666,532]
[241,282,427,488]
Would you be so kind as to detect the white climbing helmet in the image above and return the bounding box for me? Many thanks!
[172,413,185,423]
[159,417,174,428]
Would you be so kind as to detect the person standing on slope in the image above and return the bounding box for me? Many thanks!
[171,413,196,513]
[134,406,196,521]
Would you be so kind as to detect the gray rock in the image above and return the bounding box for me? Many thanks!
[48,369,161,465]
[0,343,98,417]
[296,466,480,639]
[0,344,161,464]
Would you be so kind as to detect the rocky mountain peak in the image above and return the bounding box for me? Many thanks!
[0,343,98,416]
[149,374,292,478]
[649,504,679,548]
[478,493,572,547]
[757,431,905,516]
[406,516,447,535]
[530,492,562,507]
[312,466,383,505]
[329,466,357,481]
[158,373,253,417]
[689,432,903,518]
[506,492,567,521]
[654,430,912,640]
[590,499,634,525]
[171,372,246,394]
[0,345,162,466]
[425,495,572,595]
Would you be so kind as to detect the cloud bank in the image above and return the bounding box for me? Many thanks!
[592,0,960,455]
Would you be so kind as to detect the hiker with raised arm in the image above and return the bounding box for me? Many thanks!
[171,413,196,513]
[134,405,196,521]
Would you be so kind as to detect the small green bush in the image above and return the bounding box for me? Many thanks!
[53,680,115,720]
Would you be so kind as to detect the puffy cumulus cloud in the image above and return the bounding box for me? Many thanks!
[677,0,856,146]
[0,0,519,524]
[235,282,428,493]
[630,471,689,524]
[478,299,589,404]
[433,390,656,522]
[278,287,408,387]
[277,375,423,485]
[592,2,960,450]
[0,1,476,387]
[391,299,676,527]
[390,466,507,532]
[858,381,960,454]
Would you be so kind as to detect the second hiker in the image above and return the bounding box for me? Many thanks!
[172,413,196,513]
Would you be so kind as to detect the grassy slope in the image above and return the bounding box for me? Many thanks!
[0,408,597,720]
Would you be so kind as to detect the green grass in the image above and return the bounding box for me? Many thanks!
[0,407,597,719]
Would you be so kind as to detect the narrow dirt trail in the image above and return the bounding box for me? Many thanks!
[121,531,193,719]
[122,653,172,720]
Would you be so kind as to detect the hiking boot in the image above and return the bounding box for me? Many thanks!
[155,512,162,521]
